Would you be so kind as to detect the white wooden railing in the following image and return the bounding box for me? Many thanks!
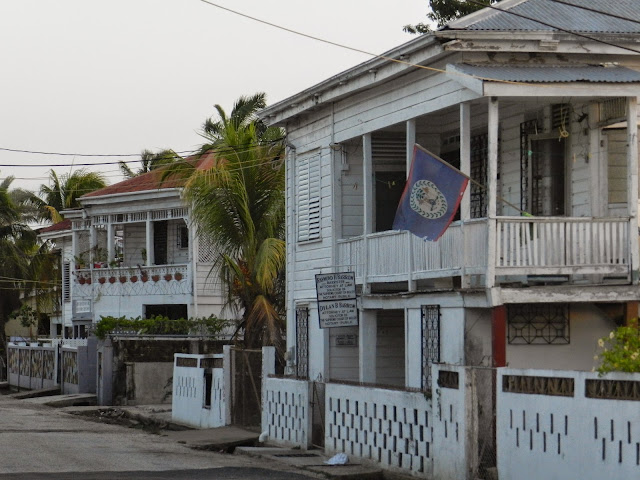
[336,217,631,285]
[495,217,629,275]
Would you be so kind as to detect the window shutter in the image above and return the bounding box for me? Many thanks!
[297,153,322,242]
[63,262,71,302]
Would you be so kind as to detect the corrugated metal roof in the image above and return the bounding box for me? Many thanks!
[451,64,640,83]
[446,0,640,34]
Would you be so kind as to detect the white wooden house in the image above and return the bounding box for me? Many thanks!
[39,156,226,338]
[258,1,640,478]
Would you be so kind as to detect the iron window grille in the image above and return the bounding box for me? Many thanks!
[421,305,441,391]
[295,305,309,379]
[507,303,570,345]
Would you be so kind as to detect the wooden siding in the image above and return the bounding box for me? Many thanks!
[329,325,359,382]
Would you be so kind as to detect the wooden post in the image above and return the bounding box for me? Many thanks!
[626,97,639,284]
[363,133,373,294]
[460,103,471,288]
[406,120,416,292]
[486,98,499,288]
[492,305,507,367]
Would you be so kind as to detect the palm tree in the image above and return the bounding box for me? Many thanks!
[166,93,286,355]
[119,149,181,179]
[0,175,39,357]
[38,169,107,223]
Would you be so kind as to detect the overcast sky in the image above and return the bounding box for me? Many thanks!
[0,0,427,192]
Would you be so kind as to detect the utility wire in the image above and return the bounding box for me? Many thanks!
[545,0,640,26]
[465,0,640,55]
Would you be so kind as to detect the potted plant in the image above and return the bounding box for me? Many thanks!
[130,275,138,283]
[164,273,173,281]
[174,272,183,281]
[98,277,106,284]
[74,254,87,270]
[141,274,149,283]
[119,276,127,283]
[151,274,160,282]
[108,276,116,284]
[78,276,86,285]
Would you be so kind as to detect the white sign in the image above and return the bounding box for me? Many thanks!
[317,298,358,328]
[315,272,356,301]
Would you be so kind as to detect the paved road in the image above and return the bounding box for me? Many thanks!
[0,395,316,479]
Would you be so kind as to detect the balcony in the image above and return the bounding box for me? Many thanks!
[336,217,631,287]
[73,264,191,297]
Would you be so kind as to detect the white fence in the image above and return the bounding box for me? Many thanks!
[262,376,311,448]
[497,368,640,480]
[172,353,227,428]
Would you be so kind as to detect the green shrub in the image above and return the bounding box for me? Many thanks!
[94,314,231,340]
[595,325,640,374]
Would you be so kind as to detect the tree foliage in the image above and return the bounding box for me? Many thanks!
[404,0,498,34]
[119,149,181,179]
[164,93,286,356]
[595,326,640,374]
[94,315,230,339]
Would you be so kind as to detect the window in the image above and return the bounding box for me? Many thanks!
[507,303,570,345]
[297,152,321,242]
[177,225,189,249]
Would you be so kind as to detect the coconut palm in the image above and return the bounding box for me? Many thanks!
[166,93,286,354]
[38,169,107,223]
[119,148,181,179]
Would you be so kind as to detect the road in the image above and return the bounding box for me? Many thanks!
[0,394,316,479]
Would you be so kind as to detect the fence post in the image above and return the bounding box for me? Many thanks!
[261,347,276,436]
[223,345,232,425]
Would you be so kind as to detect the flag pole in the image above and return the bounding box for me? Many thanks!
[415,144,532,217]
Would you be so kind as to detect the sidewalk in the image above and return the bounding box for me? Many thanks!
[18,392,391,479]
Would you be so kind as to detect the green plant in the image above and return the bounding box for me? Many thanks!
[9,304,39,340]
[94,314,231,339]
[594,325,640,374]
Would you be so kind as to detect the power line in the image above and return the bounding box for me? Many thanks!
[464,0,640,55]
[545,0,640,26]
[0,147,196,157]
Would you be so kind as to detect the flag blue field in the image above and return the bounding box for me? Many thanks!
[393,145,468,241]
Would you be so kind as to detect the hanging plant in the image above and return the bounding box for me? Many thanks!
[130,275,138,283]
[141,275,148,283]
[78,277,86,285]
[98,277,106,284]
[151,274,160,282]
[164,273,173,281]
[119,276,127,283]
[108,276,116,284]
[174,272,183,281]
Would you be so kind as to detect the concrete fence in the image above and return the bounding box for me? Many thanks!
[7,343,58,390]
[497,368,640,480]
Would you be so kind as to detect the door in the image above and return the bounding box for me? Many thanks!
[375,171,406,232]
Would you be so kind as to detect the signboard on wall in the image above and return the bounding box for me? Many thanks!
[315,272,358,328]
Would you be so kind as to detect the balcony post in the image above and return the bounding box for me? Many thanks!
[406,120,416,291]
[460,103,472,288]
[626,97,639,284]
[145,213,153,267]
[363,133,373,294]
[486,98,499,288]
[107,221,115,263]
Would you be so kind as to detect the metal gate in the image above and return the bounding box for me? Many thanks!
[230,348,263,427]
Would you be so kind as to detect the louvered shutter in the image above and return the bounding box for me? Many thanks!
[297,153,322,242]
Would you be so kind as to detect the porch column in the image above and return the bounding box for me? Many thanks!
[362,133,373,294]
[491,305,507,367]
[460,103,472,288]
[71,227,79,267]
[89,223,96,264]
[406,120,416,292]
[107,221,115,263]
[359,310,377,383]
[626,97,639,284]
[145,213,153,267]
[486,98,499,288]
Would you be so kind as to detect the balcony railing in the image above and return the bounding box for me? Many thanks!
[73,264,191,296]
[336,217,631,286]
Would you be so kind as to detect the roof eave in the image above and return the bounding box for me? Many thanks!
[259,35,443,126]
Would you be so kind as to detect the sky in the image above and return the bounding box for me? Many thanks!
[0,0,428,192]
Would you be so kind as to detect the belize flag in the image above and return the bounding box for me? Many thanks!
[393,145,469,241]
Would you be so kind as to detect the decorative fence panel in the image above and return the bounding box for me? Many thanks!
[172,353,226,429]
[324,382,435,477]
[7,344,58,390]
[497,368,640,480]
[262,376,311,448]
[61,347,79,394]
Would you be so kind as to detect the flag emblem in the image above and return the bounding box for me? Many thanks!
[393,145,469,241]
[410,180,447,219]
